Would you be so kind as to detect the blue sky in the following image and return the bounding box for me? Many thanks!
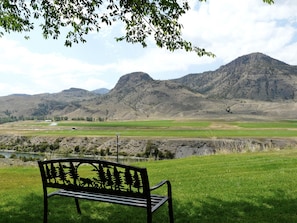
[0,0,297,96]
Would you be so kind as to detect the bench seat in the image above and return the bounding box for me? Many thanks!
[49,189,169,212]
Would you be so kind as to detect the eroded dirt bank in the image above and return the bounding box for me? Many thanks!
[1,135,296,160]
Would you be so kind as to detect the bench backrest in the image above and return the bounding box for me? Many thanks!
[38,158,150,198]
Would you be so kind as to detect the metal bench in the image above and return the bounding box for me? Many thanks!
[38,158,174,223]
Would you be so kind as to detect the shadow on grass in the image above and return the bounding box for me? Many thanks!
[1,190,297,223]
[0,193,170,223]
[175,189,297,223]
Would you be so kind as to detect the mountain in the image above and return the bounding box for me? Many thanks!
[1,53,297,121]
[75,72,206,119]
[0,88,99,119]
[172,52,297,101]
[92,88,110,95]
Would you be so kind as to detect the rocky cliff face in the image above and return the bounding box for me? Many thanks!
[173,52,297,100]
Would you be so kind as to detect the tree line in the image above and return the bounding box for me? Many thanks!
[0,115,107,124]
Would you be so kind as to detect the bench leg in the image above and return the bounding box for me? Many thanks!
[75,198,81,214]
[43,195,48,223]
[168,198,174,223]
[147,209,152,223]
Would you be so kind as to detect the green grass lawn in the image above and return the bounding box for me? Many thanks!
[1,149,297,222]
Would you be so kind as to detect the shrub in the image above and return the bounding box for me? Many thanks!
[10,154,17,159]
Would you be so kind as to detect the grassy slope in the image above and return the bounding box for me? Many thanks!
[145,149,297,223]
[1,149,297,222]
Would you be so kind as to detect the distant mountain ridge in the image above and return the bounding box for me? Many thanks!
[1,52,297,121]
[92,88,110,95]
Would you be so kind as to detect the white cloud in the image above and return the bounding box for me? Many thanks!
[113,47,215,79]
[181,0,297,63]
[0,37,115,95]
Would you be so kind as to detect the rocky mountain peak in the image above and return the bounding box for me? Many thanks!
[220,52,288,72]
[113,72,153,91]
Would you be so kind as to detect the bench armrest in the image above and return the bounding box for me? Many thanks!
[150,180,171,192]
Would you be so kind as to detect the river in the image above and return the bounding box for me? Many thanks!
[0,150,147,163]
[0,151,44,159]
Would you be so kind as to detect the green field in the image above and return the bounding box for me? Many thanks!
[1,149,297,222]
[2,119,297,138]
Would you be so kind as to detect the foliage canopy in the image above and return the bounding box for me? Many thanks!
[0,0,273,56]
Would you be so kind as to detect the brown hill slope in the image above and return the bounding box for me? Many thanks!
[173,52,297,101]
[76,72,207,119]
[0,88,98,119]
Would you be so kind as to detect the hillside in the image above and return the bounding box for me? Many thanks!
[1,52,297,121]
[172,52,297,100]
[0,88,99,119]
